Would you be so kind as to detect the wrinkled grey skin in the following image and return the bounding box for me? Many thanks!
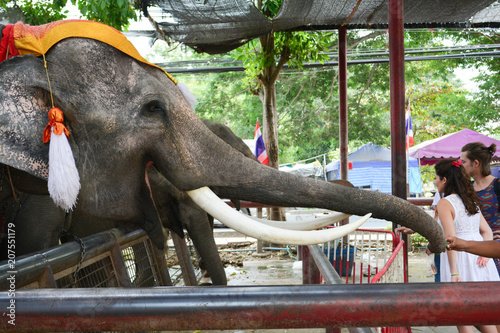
[0,119,252,285]
[0,36,446,258]
[68,119,257,285]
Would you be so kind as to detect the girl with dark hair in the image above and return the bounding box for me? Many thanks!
[434,159,499,333]
[461,142,500,274]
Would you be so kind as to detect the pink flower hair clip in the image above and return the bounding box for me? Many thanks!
[452,159,462,168]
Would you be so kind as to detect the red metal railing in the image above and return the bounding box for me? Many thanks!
[371,237,406,283]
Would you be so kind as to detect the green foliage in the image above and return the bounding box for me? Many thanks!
[410,233,428,248]
[148,27,499,165]
[70,0,137,30]
[260,0,281,17]
[0,0,68,24]
[420,164,436,193]
[147,23,499,168]
[233,30,331,88]
[327,139,366,162]
[0,0,137,30]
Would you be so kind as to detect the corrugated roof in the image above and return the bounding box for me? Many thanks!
[142,0,500,54]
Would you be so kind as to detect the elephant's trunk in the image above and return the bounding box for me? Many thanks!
[150,99,444,252]
[208,160,444,253]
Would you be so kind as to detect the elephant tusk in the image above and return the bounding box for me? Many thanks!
[246,212,352,231]
[187,187,371,245]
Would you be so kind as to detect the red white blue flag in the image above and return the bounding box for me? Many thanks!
[254,120,269,165]
[405,103,414,149]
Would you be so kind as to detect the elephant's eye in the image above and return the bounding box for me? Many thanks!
[143,101,166,116]
[148,103,164,113]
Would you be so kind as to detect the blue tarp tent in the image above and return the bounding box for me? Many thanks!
[325,142,423,194]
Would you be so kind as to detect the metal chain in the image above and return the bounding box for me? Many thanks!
[61,229,86,287]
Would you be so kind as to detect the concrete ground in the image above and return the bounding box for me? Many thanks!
[163,230,481,333]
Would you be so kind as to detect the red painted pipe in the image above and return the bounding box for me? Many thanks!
[2,283,500,331]
[388,0,409,277]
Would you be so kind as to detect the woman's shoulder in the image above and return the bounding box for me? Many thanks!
[441,194,463,208]
[443,193,459,200]
[439,195,458,207]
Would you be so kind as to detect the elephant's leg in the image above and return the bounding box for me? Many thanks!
[14,193,66,256]
[179,200,227,285]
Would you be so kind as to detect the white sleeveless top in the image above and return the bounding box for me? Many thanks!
[438,194,500,282]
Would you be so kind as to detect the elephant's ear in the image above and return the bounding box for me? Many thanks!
[0,54,52,181]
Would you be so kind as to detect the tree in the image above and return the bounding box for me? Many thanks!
[0,0,137,30]
[234,0,331,171]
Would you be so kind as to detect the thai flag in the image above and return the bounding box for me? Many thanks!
[405,103,414,148]
[254,120,269,165]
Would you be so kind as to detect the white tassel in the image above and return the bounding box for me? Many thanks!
[48,126,80,212]
[177,82,198,112]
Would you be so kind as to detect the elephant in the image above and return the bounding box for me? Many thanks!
[67,119,259,285]
[0,118,254,286]
[0,20,445,273]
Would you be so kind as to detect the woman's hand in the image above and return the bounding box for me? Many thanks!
[493,230,500,240]
[451,275,462,282]
[395,227,414,235]
[477,256,490,267]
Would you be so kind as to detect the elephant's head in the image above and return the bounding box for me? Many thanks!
[0,22,445,253]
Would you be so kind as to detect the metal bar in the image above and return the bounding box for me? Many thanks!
[338,26,348,182]
[170,232,198,286]
[109,244,133,288]
[0,229,127,290]
[37,266,57,289]
[300,245,321,285]
[2,283,500,331]
[308,245,343,285]
[407,197,433,206]
[309,245,376,333]
[388,0,409,278]
[152,241,173,286]
[162,51,500,74]
[143,238,161,285]
[256,208,264,254]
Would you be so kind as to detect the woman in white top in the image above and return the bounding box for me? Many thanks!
[434,158,499,333]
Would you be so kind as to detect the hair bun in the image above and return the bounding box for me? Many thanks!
[489,143,497,155]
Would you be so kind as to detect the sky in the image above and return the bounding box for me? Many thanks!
[63,2,154,54]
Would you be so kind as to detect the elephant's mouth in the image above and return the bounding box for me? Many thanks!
[187,187,370,245]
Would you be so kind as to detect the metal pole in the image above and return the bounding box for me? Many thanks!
[300,245,321,285]
[302,246,321,284]
[338,26,350,247]
[308,245,377,333]
[2,283,500,332]
[338,26,348,182]
[308,245,343,285]
[109,244,133,288]
[170,232,198,286]
[388,0,408,276]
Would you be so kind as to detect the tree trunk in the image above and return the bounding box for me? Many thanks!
[259,33,286,222]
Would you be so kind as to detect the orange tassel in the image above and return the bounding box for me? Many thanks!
[43,106,80,212]
[43,107,69,143]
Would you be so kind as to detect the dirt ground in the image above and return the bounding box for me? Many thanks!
[217,241,298,268]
